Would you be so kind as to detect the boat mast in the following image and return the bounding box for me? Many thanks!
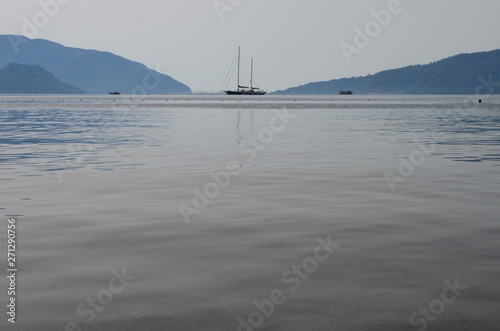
[250,58,253,89]
[237,47,241,91]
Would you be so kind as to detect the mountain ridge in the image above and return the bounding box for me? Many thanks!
[0,35,191,95]
[0,62,87,94]
[273,49,500,95]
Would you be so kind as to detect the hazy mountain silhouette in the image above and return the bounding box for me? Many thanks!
[0,35,191,94]
[0,62,86,94]
[274,49,500,95]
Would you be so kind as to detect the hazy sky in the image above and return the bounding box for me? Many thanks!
[1,0,500,92]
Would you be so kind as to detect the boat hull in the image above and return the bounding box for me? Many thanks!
[339,90,353,95]
[225,90,266,95]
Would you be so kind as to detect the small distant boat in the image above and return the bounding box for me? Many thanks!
[339,90,353,95]
[109,91,121,95]
[224,47,266,96]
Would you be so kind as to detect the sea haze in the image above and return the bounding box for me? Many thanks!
[0,95,499,330]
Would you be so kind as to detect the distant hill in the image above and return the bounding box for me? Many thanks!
[0,62,86,94]
[0,35,191,94]
[274,49,500,95]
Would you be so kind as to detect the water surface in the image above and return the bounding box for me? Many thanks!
[1,95,499,330]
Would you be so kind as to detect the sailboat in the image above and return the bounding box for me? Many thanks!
[225,47,266,95]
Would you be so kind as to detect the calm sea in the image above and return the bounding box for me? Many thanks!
[1,95,499,331]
